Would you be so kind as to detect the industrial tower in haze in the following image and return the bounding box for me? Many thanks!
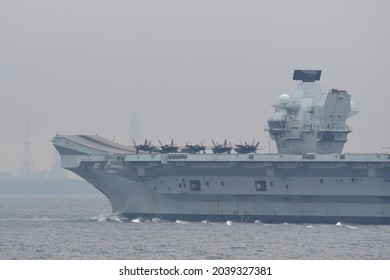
[129,109,140,145]
[21,122,33,174]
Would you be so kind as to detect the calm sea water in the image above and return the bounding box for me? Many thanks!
[1,194,390,260]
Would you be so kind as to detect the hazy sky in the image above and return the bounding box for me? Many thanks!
[1,0,390,174]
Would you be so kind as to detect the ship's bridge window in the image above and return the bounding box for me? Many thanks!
[190,180,201,191]
[255,180,267,192]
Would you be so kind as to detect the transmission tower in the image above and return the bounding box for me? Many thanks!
[22,122,34,173]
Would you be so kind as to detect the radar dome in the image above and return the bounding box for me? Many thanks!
[280,94,290,105]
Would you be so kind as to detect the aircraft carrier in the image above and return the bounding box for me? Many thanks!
[52,70,390,224]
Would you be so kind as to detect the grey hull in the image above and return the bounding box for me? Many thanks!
[52,70,390,224]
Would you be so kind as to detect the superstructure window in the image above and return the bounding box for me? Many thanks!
[190,180,201,191]
[317,131,335,141]
[268,120,286,129]
[255,180,267,192]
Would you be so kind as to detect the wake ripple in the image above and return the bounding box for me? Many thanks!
[90,213,128,223]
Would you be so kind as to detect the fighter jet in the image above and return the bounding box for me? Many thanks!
[157,139,179,154]
[234,140,260,154]
[180,141,206,154]
[132,139,155,154]
[211,139,233,154]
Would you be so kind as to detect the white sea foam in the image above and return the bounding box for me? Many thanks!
[90,214,107,222]
[176,220,189,224]
[90,213,127,223]
[200,220,221,225]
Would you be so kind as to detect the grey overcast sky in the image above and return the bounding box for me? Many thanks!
[1,0,390,173]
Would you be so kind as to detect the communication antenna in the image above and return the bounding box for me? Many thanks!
[22,122,34,173]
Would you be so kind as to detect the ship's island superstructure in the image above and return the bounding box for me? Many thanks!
[53,70,390,223]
